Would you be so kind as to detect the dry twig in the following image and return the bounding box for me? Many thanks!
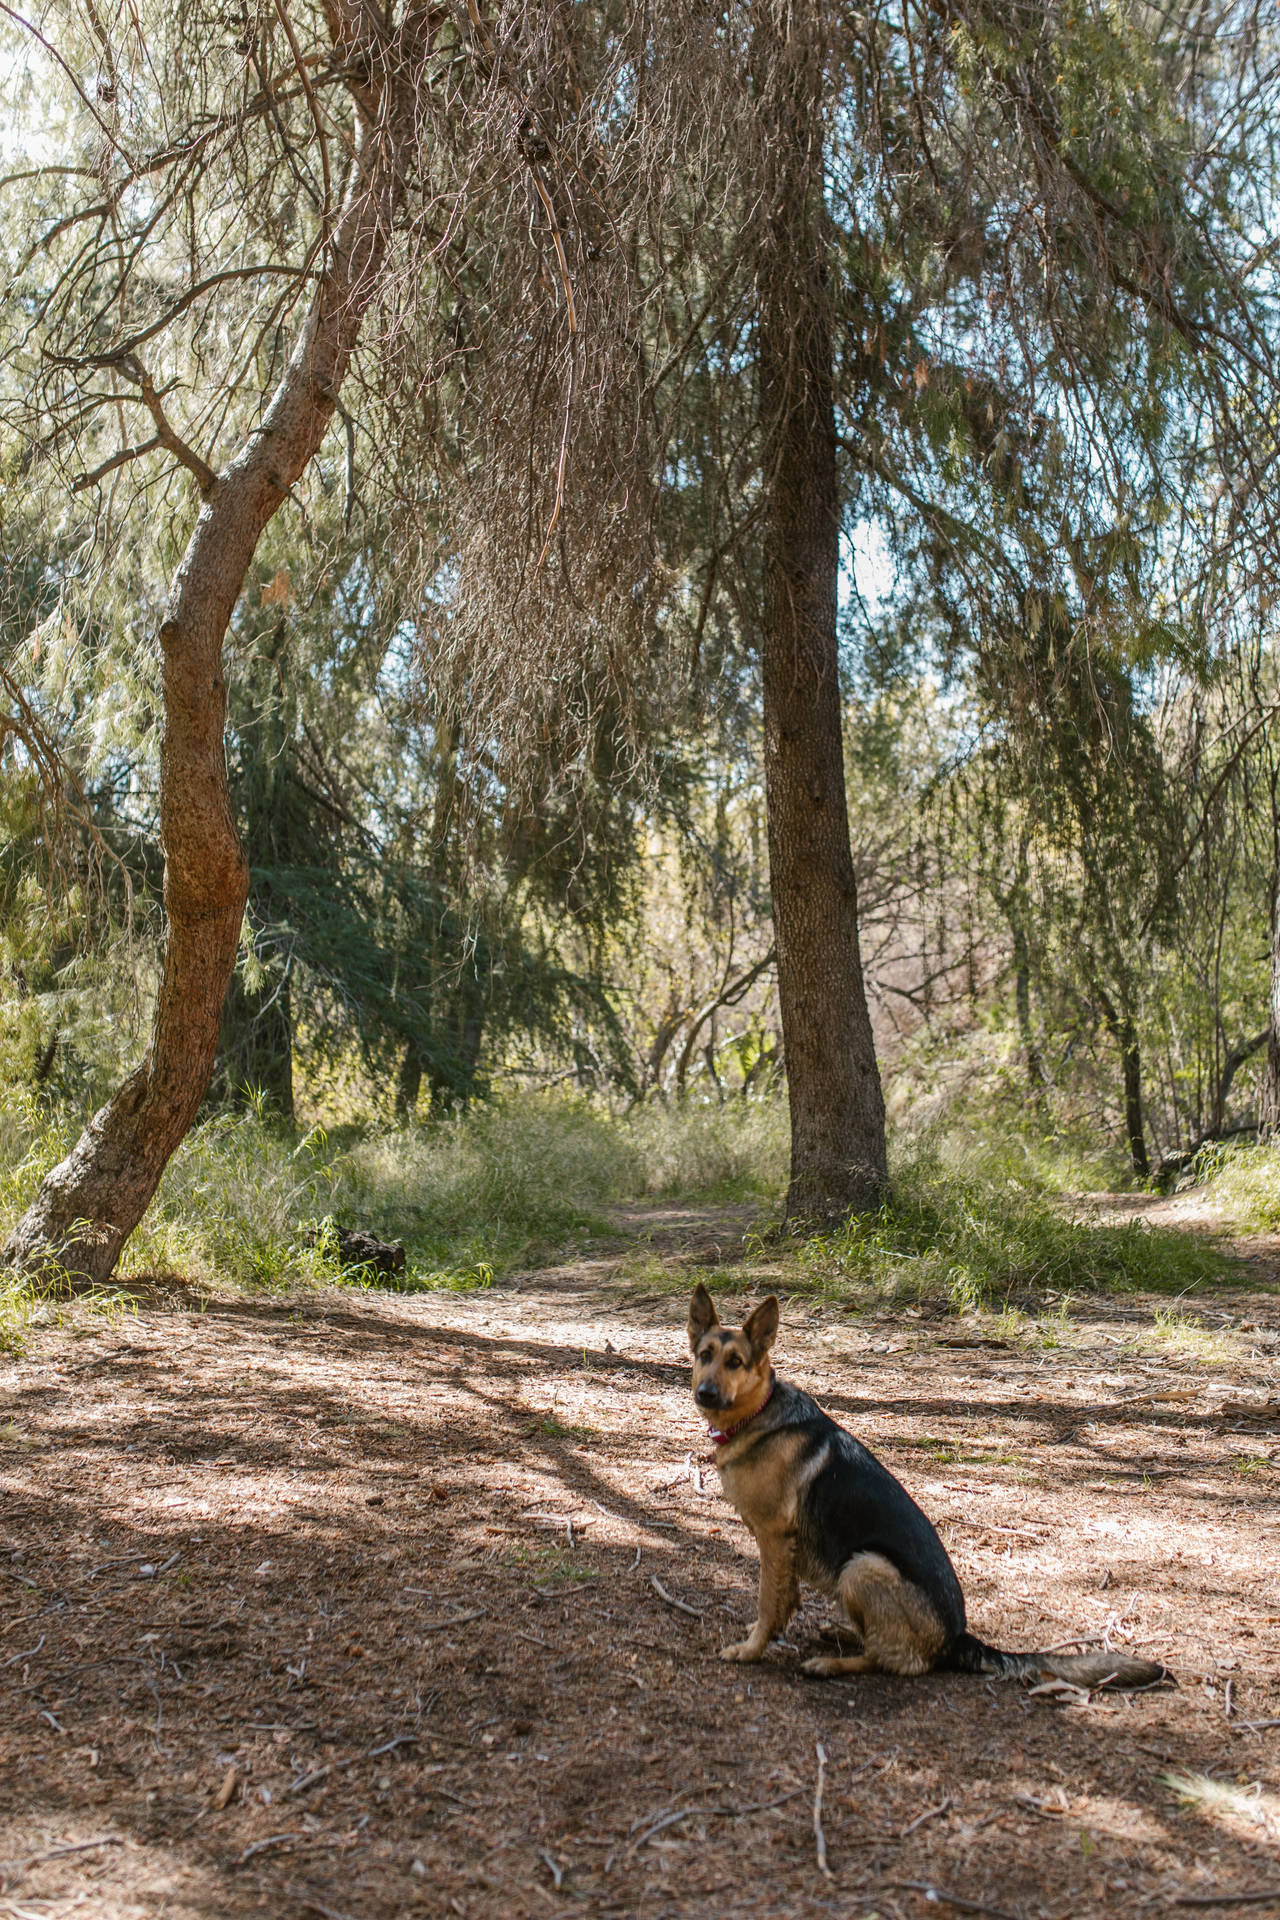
[2,1835,123,1871]
[649,1575,702,1618]
[886,1883,1023,1920]
[1172,1896,1280,1910]
[899,1797,954,1838]
[538,1849,565,1890]
[813,1741,832,1878]
[415,1608,487,1633]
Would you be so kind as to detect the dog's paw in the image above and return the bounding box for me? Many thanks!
[801,1654,849,1678]
[719,1638,765,1663]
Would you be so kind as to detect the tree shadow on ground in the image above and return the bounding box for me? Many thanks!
[1,1280,1277,1920]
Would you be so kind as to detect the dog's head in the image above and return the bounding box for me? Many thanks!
[687,1283,778,1421]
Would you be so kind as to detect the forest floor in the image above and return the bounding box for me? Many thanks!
[2,1196,1280,1920]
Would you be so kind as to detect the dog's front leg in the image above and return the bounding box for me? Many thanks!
[721,1529,797,1663]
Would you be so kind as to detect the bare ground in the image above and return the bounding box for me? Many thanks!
[3,1202,1280,1920]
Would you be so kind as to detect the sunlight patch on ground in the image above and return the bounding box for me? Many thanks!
[1160,1769,1280,1842]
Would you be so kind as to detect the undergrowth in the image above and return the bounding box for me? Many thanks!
[0,1086,1238,1321]
[1196,1142,1280,1233]
[790,1155,1233,1311]
[0,1090,790,1304]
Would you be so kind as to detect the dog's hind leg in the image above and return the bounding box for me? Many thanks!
[802,1650,876,1677]
[803,1552,947,1679]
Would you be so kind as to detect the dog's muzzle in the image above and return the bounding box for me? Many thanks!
[695,1381,724,1409]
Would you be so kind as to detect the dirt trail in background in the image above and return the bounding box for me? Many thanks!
[2,1202,1279,1920]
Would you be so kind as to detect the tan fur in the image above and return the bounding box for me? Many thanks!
[716,1431,813,1660]
[688,1285,1174,1691]
[688,1285,777,1431]
[801,1552,948,1678]
[691,1286,948,1674]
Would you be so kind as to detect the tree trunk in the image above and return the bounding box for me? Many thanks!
[1213,1028,1268,1137]
[1010,917,1050,1116]
[429,992,486,1111]
[396,1040,425,1120]
[755,5,887,1224]
[1091,974,1149,1177]
[1118,1019,1150,1179]
[1262,859,1280,1139]
[4,98,408,1286]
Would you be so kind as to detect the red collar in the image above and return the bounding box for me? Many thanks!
[706,1377,776,1446]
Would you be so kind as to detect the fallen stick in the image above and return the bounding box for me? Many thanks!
[630,1805,700,1849]
[650,1575,702,1619]
[237,1832,308,1864]
[886,1882,1022,1920]
[0,1636,44,1669]
[87,1552,154,1577]
[286,1766,333,1797]
[415,1608,487,1633]
[538,1848,564,1890]
[630,1788,807,1851]
[6,1835,124,1870]
[898,1797,953,1838]
[1172,1895,1280,1910]
[813,1742,832,1878]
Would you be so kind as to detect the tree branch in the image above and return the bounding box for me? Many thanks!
[117,359,217,495]
[71,434,162,491]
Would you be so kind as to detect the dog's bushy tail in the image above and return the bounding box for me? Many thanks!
[944,1630,1173,1691]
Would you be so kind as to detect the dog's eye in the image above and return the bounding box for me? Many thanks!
[725,1352,742,1369]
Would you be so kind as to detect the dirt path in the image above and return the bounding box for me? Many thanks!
[2,1207,1279,1920]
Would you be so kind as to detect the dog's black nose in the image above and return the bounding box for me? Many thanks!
[695,1381,721,1407]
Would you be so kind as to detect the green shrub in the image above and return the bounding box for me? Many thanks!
[794,1153,1233,1312]
[114,1093,642,1290]
[1199,1142,1280,1232]
[622,1097,789,1201]
[0,1080,1237,1311]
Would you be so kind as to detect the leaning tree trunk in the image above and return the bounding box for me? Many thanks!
[4,106,406,1287]
[755,3,888,1224]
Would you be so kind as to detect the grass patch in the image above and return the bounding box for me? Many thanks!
[1199,1142,1280,1233]
[1160,1770,1277,1835]
[0,1086,1236,1315]
[0,1088,788,1300]
[111,1095,642,1291]
[901,1433,1023,1467]
[504,1543,600,1585]
[791,1154,1235,1314]
[525,1413,600,1441]
[1140,1308,1234,1364]
[622,1098,789,1202]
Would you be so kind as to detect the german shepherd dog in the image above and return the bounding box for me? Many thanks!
[689,1284,1171,1688]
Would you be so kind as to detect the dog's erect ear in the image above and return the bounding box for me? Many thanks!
[743,1295,780,1357]
[688,1283,718,1350]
